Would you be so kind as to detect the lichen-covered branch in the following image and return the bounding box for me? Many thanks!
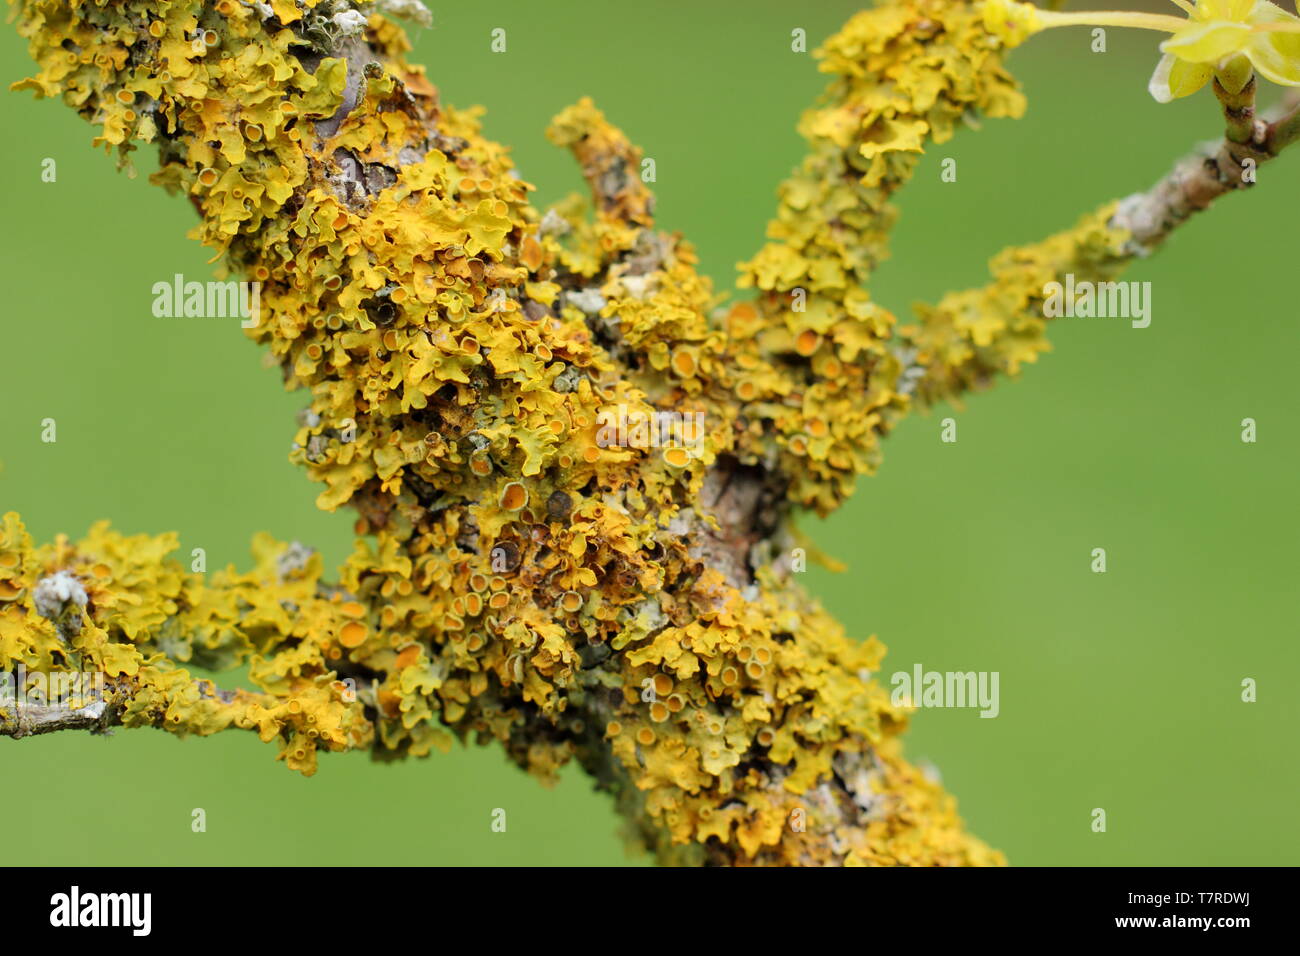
[896,74,1300,412]
[726,1,1025,514]
[6,0,1270,866]
[1107,89,1300,255]
[0,514,371,766]
[6,0,1008,866]
[898,205,1130,408]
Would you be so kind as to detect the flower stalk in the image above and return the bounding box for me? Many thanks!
[984,0,1300,102]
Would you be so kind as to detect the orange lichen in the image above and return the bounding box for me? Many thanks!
[3,0,1126,867]
[499,483,528,512]
[338,621,368,649]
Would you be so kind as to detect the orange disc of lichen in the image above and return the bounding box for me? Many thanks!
[671,349,697,378]
[663,446,690,468]
[795,329,821,356]
[499,482,528,510]
[338,621,368,648]
[521,236,544,271]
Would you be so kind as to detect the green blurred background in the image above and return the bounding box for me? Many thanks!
[1,0,1296,865]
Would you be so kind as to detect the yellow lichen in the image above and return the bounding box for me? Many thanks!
[6,0,1155,866]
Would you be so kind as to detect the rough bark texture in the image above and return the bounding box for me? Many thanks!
[2,0,1279,865]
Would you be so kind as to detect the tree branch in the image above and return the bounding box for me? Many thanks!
[897,63,1300,412]
[1,694,117,738]
[21,0,1275,866]
[726,0,1025,514]
[0,514,375,769]
[1111,77,1300,256]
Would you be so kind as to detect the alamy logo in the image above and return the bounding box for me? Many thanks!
[595,404,705,452]
[0,666,104,709]
[890,664,1000,718]
[49,886,151,936]
[1042,273,1151,328]
[151,273,262,328]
